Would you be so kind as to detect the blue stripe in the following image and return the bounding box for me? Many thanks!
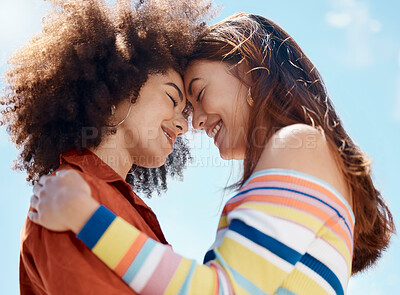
[241,168,354,221]
[218,287,223,295]
[232,186,352,238]
[203,250,216,264]
[213,250,266,295]
[122,239,156,284]
[248,169,354,220]
[275,286,297,295]
[300,253,344,295]
[230,219,302,265]
[218,278,224,295]
[177,261,196,295]
[77,205,116,249]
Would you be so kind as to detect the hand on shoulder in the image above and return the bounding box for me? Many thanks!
[255,123,351,203]
[29,169,100,233]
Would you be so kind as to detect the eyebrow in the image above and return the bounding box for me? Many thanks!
[187,78,200,96]
[165,83,183,102]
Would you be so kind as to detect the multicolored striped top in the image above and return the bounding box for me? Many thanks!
[77,169,355,295]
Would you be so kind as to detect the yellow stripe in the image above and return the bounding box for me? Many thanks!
[218,215,228,229]
[218,237,288,294]
[240,202,323,233]
[241,202,352,273]
[92,217,139,269]
[187,264,217,295]
[212,258,250,295]
[317,226,352,274]
[281,268,329,295]
[164,258,192,294]
[229,281,250,295]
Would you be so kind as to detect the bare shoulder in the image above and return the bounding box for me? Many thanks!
[255,124,329,171]
[255,124,351,202]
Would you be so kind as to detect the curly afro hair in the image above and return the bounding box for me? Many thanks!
[0,0,215,197]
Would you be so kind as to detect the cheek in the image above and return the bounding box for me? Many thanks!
[130,119,161,147]
[201,98,216,114]
[226,101,247,130]
[161,102,175,119]
[145,105,172,127]
[226,107,250,148]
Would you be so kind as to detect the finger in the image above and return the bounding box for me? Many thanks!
[30,194,39,210]
[38,175,52,186]
[32,183,43,197]
[28,211,40,225]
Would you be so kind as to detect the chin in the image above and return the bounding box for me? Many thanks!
[136,156,167,168]
[219,147,246,161]
[149,158,167,168]
[219,149,234,161]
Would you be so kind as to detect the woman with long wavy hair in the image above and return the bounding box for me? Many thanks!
[27,12,394,295]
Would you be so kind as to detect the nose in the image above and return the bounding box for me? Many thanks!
[174,116,188,137]
[192,108,207,131]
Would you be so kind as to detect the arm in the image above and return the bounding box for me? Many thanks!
[72,169,354,295]
[30,125,355,294]
[20,222,139,295]
[24,171,137,295]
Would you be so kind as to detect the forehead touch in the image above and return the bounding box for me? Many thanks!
[184,61,207,93]
[164,68,184,86]
[185,60,212,76]
[184,60,229,83]
[184,61,224,98]
[164,69,186,100]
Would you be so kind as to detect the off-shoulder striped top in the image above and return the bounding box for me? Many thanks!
[77,169,355,294]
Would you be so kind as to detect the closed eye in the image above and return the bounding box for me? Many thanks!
[167,93,177,107]
[196,88,205,102]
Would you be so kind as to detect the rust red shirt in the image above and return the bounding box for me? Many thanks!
[20,149,167,295]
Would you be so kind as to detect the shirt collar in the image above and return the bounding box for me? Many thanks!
[59,149,168,244]
[60,149,125,183]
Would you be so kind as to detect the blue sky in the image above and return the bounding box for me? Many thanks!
[1,0,399,294]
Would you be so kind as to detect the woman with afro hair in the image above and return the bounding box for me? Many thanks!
[0,0,214,294]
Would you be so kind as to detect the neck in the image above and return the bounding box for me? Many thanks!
[89,135,133,180]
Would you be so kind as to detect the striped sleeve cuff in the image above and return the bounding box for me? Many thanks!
[77,205,116,249]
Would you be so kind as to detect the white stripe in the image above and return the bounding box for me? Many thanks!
[295,262,336,295]
[218,268,230,295]
[236,182,353,230]
[307,238,349,287]
[243,168,355,222]
[210,228,228,250]
[290,172,354,221]
[225,230,294,273]
[129,243,166,292]
[210,261,231,295]
[228,208,316,253]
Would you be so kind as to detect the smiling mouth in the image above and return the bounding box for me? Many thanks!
[162,127,175,146]
[210,120,222,142]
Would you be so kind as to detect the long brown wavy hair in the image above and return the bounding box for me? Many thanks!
[189,12,395,274]
[0,0,214,197]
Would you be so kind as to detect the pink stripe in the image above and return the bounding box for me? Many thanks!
[210,261,234,295]
[233,193,353,250]
[224,183,353,237]
[251,187,352,237]
[232,206,353,253]
[232,206,316,236]
[319,236,351,267]
[141,246,182,294]
[288,182,353,226]
[230,179,353,226]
